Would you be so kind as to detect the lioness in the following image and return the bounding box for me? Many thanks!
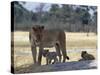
[42,49,58,65]
[29,25,69,65]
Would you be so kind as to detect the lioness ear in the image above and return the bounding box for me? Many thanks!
[41,26,44,30]
[32,27,36,31]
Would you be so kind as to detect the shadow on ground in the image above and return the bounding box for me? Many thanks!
[14,60,97,74]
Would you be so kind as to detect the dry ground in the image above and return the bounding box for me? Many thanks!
[11,31,97,73]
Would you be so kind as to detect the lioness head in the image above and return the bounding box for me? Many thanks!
[32,25,44,44]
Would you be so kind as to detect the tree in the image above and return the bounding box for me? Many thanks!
[80,6,91,36]
[13,1,33,30]
[49,4,60,19]
[49,4,61,29]
[13,2,97,32]
[35,3,45,23]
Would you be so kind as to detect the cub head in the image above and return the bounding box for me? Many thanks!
[42,49,49,57]
[32,25,44,44]
[81,51,87,58]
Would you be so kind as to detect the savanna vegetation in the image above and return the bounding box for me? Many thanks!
[12,1,97,34]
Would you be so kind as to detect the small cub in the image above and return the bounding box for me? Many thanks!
[42,49,58,65]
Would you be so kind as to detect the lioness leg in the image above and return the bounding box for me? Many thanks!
[59,31,69,62]
[55,43,62,62]
[60,41,69,62]
[48,59,52,64]
[62,49,67,62]
[38,46,43,65]
[31,46,37,64]
[61,45,69,62]
[46,58,49,65]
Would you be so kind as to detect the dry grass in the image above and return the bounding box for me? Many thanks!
[66,32,97,49]
[12,31,97,69]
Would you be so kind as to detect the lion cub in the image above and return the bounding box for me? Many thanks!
[79,51,95,61]
[42,49,58,65]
